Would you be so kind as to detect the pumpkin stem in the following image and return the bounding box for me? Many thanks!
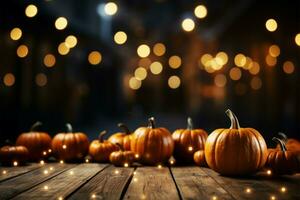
[115,143,123,151]
[118,123,130,135]
[98,131,107,143]
[272,137,287,152]
[148,117,155,129]
[278,132,288,143]
[66,123,73,133]
[225,109,240,129]
[30,121,43,131]
[187,117,193,130]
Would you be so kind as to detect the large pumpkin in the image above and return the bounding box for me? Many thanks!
[277,132,300,152]
[108,123,132,150]
[205,109,268,175]
[52,123,89,162]
[16,121,52,161]
[0,144,29,166]
[130,117,174,165]
[172,117,207,163]
[109,144,135,167]
[89,131,119,162]
[266,137,300,175]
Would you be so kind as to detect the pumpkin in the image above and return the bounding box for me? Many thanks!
[130,117,174,165]
[0,144,29,166]
[89,131,119,162]
[266,137,300,175]
[277,132,300,152]
[172,117,208,163]
[108,123,132,150]
[205,109,268,176]
[193,150,207,167]
[109,143,135,167]
[16,121,52,161]
[51,123,89,162]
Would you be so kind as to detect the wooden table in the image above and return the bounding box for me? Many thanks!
[0,163,299,200]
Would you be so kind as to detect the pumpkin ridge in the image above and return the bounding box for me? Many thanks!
[248,128,264,170]
[212,129,226,172]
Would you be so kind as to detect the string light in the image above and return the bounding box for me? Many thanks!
[245,188,251,193]
[43,170,49,175]
[194,5,207,19]
[134,67,147,81]
[200,54,213,67]
[283,61,295,74]
[215,52,228,65]
[150,61,163,75]
[88,51,102,65]
[153,43,166,56]
[48,149,52,153]
[40,160,45,165]
[17,45,29,58]
[58,197,63,200]
[188,146,193,151]
[65,35,77,48]
[35,73,47,87]
[181,18,195,32]
[133,171,137,175]
[295,33,300,46]
[91,194,97,199]
[58,43,70,55]
[129,77,142,90]
[25,4,38,18]
[104,2,118,16]
[234,53,246,67]
[265,18,277,32]
[157,164,162,169]
[137,44,150,58]
[270,195,276,200]
[2,170,7,175]
[266,170,272,175]
[49,167,54,171]
[114,170,119,174]
[133,178,138,182]
[214,74,227,87]
[44,185,49,190]
[268,45,280,57]
[62,145,67,149]
[135,154,139,159]
[229,67,242,81]
[168,55,182,69]
[44,54,56,68]
[13,161,18,166]
[60,160,64,164]
[43,151,47,156]
[168,75,181,89]
[55,17,68,30]
[211,196,217,200]
[10,28,22,41]
[3,73,15,87]
[85,159,89,163]
[114,31,127,45]
[69,171,74,175]
[124,163,129,167]
[280,187,286,193]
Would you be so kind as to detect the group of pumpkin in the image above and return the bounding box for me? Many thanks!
[1,109,300,176]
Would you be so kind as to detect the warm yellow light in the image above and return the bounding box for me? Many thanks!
[138,58,151,68]
[44,54,56,68]
[210,59,222,70]
[137,44,150,58]
[69,171,74,175]
[229,67,242,81]
[88,51,102,65]
[129,77,142,90]
[36,73,47,87]
[295,33,300,46]
[2,170,7,175]
[48,149,52,153]
[280,187,286,193]
[17,45,29,58]
[65,35,77,48]
[200,54,213,67]
[168,75,181,89]
[188,146,193,151]
[114,31,127,45]
[249,62,260,75]
[150,61,163,75]
[267,170,272,175]
[104,2,118,16]
[270,195,276,200]
[115,170,119,174]
[134,67,147,80]
[58,197,63,200]
[49,167,54,171]
[135,154,139,158]
[44,185,49,190]
[153,43,166,56]
[133,178,138,182]
[43,170,49,175]
[43,151,47,156]
[234,53,246,67]
[157,164,162,169]
[3,73,15,87]
[215,52,228,65]
[170,160,174,165]
[60,160,64,164]
[245,188,251,193]
[168,55,182,69]
[85,159,89,163]
[40,160,45,165]
[283,61,295,74]
[58,43,70,55]
[265,19,277,32]
[212,196,218,200]
[265,55,277,66]
[214,74,227,87]
[13,161,18,166]
[250,77,262,90]
[124,163,129,167]
[62,145,67,149]
[55,17,68,30]
[10,28,22,41]
[194,5,207,19]
[25,4,38,18]
[181,18,195,32]
[91,194,97,199]
[269,45,280,57]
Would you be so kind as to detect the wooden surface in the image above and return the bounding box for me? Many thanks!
[0,163,299,200]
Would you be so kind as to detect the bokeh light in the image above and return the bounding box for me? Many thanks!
[153,43,166,56]
[234,53,246,67]
[25,4,38,18]
[194,5,207,19]
[229,67,242,81]
[295,33,300,46]
[265,18,277,32]
[44,54,56,68]
[283,61,295,74]
[215,52,228,65]
[200,54,213,67]
[10,28,22,41]
[138,58,151,68]
[249,62,260,75]
[3,73,15,87]
[55,17,68,30]
[250,77,262,90]
[137,44,150,58]
[265,55,277,66]
[129,77,141,90]
[269,45,280,57]
[114,31,127,45]
[35,73,48,87]
[104,2,118,16]
[168,55,182,69]
[65,35,77,48]
[214,74,227,87]
[150,61,163,75]
[58,43,70,55]
[88,51,102,65]
[17,45,29,58]
[134,67,147,80]
[181,18,195,32]
[168,76,181,89]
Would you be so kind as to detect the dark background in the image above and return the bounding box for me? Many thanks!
[0,0,299,147]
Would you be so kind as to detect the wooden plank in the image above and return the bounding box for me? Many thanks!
[171,166,234,200]
[0,164,41,182]
[12,163,107,200]
[123,166,180,200]
[202,168,296,200]
[69,165,134,200]
[0,163,74,200]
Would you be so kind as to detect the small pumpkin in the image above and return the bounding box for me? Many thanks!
[52,123,89,162]
[130,117,174,165]
[108,123,132,150]
[16,121,52,161]
[205,109,268,176]
[266,137,300,175]
[277,132,300,152]
[0,143,29,166]
[172,117,208,163]
[109,143,135,167]
[89,131,119,162]
[193,150,207,167]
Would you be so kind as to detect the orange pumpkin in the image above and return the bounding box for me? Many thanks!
[277,132,300,152]
[109,144,135,167]
[266,137,300,175]
[172,117,208,163]
[16,121,52,161]
[89,131,119,162]
[130,117,174,165]
[108,123,132,150]
[193,150,207,167]
[205,109,268,175]
[0,144,29,166]
[52,123,89,162]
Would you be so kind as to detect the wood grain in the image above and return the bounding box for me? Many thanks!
[69,165,134,200]
[123,166,180,200]
[171,166,234,200]
[0,164,41,182]
[12,163,107,200]
[0,163,74,200]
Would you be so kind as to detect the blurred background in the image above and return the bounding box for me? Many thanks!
[0,0,299,146]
